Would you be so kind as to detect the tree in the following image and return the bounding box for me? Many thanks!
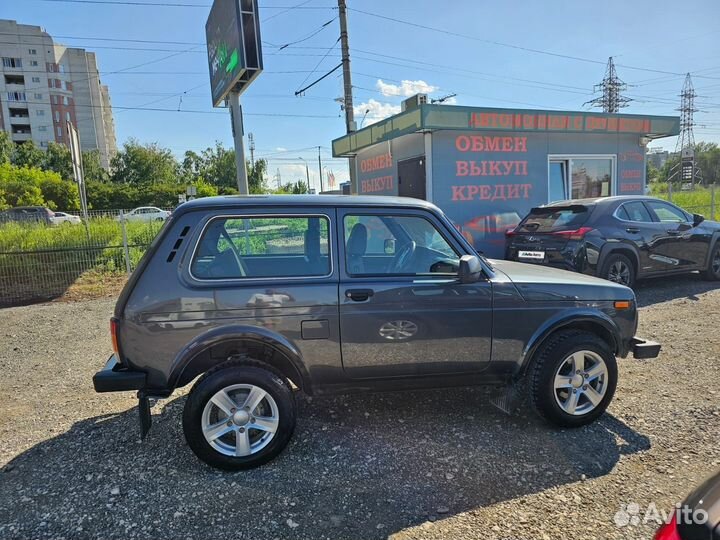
[82,150,110,183]
[43,142,74,181]
[180,150,203,183]
[12,140,44,169]
[0,163,59,208]
[200,142,236,188]
[0,131,13,165]
[110,139,178,185]
[247,158,267,194]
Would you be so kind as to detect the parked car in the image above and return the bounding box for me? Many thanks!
[93,195,659,470]
[0,206,56,225]
[117,206,171,222]
[506,196,720,288]
[655,469,720,539]
[50,211,82,226]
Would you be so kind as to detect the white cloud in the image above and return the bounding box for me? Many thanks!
[274,146,288,152]
[376,79,438,97]
[354,99,401,125]
[442,96,457,105]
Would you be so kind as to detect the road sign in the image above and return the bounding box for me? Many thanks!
[206,0,263,107]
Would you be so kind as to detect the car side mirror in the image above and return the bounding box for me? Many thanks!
[693,213,704,227]
[458,254,483,284]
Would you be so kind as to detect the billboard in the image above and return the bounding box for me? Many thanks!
[206,0,263,107]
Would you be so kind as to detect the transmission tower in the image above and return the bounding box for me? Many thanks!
[248,132,255,165]
[585,57,632,113]
[668,73,703,186]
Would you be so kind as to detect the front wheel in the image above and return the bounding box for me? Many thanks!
[527,330,617,428]
[183,361,296,470]
[702,242,720,281]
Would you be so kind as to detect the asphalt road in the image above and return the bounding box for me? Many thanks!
[0,275,718,539]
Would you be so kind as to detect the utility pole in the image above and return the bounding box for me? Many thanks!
[338,0,357,192]
[248,132,255,166]
[228,92,248,194]
[585,57,631,113]
[317,146,324,193]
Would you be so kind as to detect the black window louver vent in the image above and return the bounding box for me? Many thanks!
[166,226,191,262]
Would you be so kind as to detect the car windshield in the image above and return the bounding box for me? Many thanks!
[517,206,590,233]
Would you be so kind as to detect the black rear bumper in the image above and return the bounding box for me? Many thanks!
[93,355,146,392]
[630,337,661,359]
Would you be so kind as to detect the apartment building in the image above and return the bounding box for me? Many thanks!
[0,20,117,168]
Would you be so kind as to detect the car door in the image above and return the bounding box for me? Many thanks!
[644,200,704,270]
[614,201,664,274]
[337,207,493,379]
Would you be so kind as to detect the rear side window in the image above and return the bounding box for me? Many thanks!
[191,215,330,280]
[517,206,589,233]
[618,202,653,223]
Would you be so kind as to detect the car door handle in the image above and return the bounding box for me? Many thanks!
[345,289,374,301]
[625,227,640,234]
[666,229,681,235]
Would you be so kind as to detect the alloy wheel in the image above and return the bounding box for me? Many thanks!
[553,350,609,416]
[201,384,279,457]
[607,261,631,285]
[713,248,720,276]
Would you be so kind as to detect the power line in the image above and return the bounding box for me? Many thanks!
[349,7,720,81]
[30,0,333,7]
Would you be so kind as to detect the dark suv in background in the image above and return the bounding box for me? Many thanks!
[0,206,55,225]
[506,196,720,288]
[93,195,659,470]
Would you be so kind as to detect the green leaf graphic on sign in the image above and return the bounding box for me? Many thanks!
[226,49,239,73]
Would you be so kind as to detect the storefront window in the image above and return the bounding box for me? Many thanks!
[548,157,614,202]
[571,158,612,199]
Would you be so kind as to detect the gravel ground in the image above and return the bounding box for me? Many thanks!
[0,275,718,540]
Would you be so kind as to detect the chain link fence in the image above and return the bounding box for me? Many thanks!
[651,183,717,221]
[0,209,168,307]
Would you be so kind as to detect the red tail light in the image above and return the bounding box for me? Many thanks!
[505,227,517,236]
[552,226,593,240]
[110,317,120,355]
[654,515,681,540]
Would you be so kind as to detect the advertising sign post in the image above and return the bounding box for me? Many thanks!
[206,0,263,194]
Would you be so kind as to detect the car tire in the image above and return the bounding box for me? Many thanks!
[701,242,720,281]
[183,360,297,470]
[599,253,636,288]
[527,330,617,428]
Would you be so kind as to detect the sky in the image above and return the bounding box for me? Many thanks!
[4,0,720,190]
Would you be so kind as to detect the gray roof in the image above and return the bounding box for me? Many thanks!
[177,194,438,213]
[545,195,662,207]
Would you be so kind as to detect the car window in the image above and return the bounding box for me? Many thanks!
[344,214,459,276]
[646,201,688,223]
[191,215,330,279]
[517,206,589,233]
[619,202,653,223]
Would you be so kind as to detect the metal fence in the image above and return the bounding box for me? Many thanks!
[0,209,166,306]
[653,183,717,221]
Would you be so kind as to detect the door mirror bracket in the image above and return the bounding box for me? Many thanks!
[458,255,483,284]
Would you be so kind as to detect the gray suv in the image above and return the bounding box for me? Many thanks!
[93,195,660,470]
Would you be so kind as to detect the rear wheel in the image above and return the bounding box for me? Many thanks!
[600,253,635,288]
[183,361,296,470]
[527,330,617,428]
[702,243,720,281]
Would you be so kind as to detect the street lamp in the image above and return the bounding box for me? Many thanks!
[298,157,311,193]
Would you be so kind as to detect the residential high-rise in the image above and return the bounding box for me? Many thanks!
[0,20,117,168]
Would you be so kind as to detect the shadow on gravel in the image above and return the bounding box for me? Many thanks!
[0,388,650,540]
[634,273,719,308]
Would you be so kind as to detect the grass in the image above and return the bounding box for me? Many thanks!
[649,183,718,218]
[0,218,163,305]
